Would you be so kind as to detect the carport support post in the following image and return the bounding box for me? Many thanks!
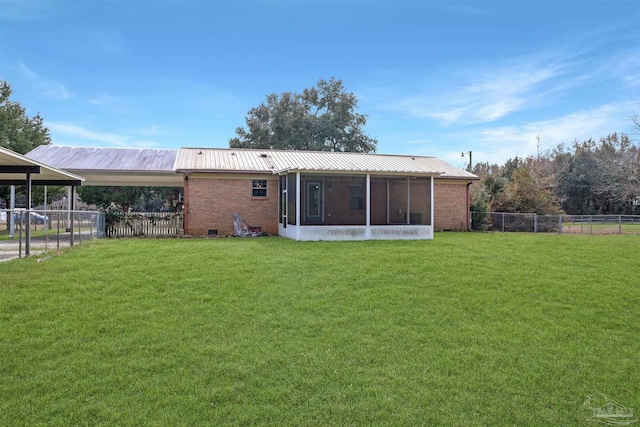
[25,172,31,256]
[70,185,76,246]
[9,185,15,238]
[43,186,48,237]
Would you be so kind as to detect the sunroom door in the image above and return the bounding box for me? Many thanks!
[305,181,323,223]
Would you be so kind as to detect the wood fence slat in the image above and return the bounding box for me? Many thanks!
[108,212,183,237]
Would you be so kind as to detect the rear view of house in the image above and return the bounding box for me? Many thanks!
[25,146,477,240]
[176,148,478,240]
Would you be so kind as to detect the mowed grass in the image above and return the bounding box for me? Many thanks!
[1,234,638,426]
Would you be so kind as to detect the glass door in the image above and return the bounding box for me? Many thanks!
[305,181,323,223]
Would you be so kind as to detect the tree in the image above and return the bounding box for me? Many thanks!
[1,80,53,207]
[552,133,639,215]
[230,78,377,153]
[631,104,640,135]
[77,186,182,213]
[493,167,563,214]
[0,80,51,154]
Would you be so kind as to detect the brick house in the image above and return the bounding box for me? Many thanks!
[26,146,478,240]
[176,148,478,240]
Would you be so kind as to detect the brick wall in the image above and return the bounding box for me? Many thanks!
[434,180,470,231]
[184,173,471,235]
[184,174,279,236]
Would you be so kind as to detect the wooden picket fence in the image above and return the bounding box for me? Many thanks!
[107,212,184,237]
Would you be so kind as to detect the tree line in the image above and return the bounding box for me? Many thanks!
[471,132,640,216]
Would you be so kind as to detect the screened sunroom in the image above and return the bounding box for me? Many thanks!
[277,171,437,241]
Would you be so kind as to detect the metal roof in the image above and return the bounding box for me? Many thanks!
[27,146,179,172]
[176,148,478,179]
[0,146,85,185]
[24,146,183,187]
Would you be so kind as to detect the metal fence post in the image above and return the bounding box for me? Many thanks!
[502,213,505,232]
[18,215,22,258]
[619,215,622,234]
[558,215,562,234]
[534,214,538,233]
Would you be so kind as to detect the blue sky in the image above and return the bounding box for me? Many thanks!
[1,0,638,169]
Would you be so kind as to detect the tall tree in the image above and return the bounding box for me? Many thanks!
[1,80,53,207]
[230,78,377,153]
[77,186,182,213]
[631,104,640,134]
[552,133,639,215]
[0,80,51,154]
[493,167,563,214]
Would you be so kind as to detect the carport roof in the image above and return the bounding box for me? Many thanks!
[26,146,182,186]
[0,146,85,186]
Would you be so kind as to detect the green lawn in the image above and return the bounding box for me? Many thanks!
[1,234,638,426]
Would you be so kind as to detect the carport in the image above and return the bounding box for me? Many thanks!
[0,146,84,255]
[26,146,183,186]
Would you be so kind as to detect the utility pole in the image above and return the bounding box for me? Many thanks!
[461,151,472,172]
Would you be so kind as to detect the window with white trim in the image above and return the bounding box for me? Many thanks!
[252,179,267,197]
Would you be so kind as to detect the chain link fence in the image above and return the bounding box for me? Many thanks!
[471,212,640,235]
[0,209,105,262]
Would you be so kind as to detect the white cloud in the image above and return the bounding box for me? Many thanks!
[47,122,160,148]
[88,94,116,105]
[395,102,636,168]
[390,63,562,126]
[0,0,56,21]
[16,62,72,100]
[377,30,638,128]
[88,30,126,57]
[87,94,133,113]
[470,103,634,164]
[133,126,162,136]
[47,122,128,146]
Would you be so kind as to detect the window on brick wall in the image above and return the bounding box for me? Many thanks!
[350,183,364,210]
[252,179,267,197]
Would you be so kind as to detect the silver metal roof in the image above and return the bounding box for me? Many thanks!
[176,148,478,179]
[0,146,85,184]
[27,146,178,172]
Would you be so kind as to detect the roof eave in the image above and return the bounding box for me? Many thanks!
[274,168,444,177]
[178,169,274,175]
